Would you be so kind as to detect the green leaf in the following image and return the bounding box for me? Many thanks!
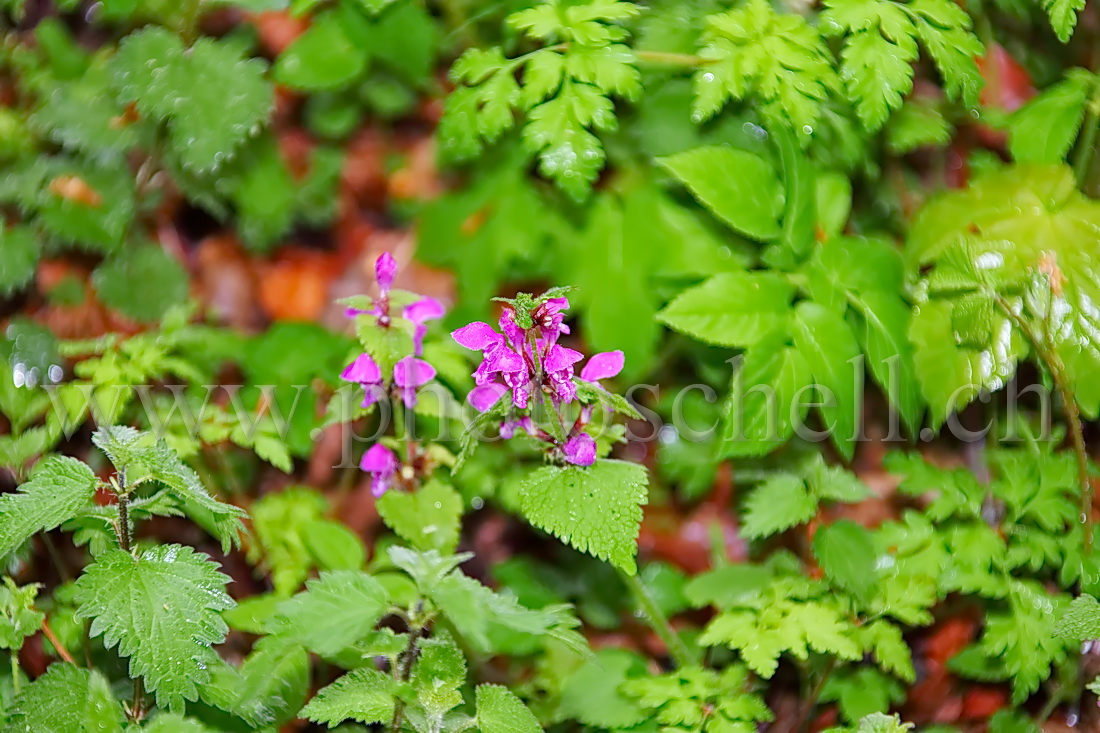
[720,333,813,457]
[0,225,38,297]
[0,579,43,651]
[111,27,273,172]
[853,290,923,434]
[519,460,649,574]
[300,668,395,727]
[377,480,463,553]
[790,301,862,459]
[813,520,876,601]
[657,146,783,240]
[231,135,296,250]
[74,545,234,711]
[742,474,817,539]
[201,636,310,728]
[141,714,217,733]
[270,571,388,657]
[274,10,369,90]
[476,685,542,733]
[558,648,647,729]
[657,272,793,348]
[92,245,189,323]
[31,62,138,158]
[886,100,952,154]
[1054,594,1100,642]
[821,667,905,724]
[3,663,124,733]
[694,0,839,131]
[1008,72,1089,164]
[1041,0,1085,42]
[0,455,98,559]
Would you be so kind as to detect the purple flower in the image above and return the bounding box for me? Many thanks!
[543,344,583,403]
[361,443,399,497]
[341,353,385,408]
[375,252,397,292]
[580,350,624,383]
[393,356,436,408]
[404,297,445,355]
[562,434,596,466]
[533,297,570,347]
[500,416,536,439]
[468,382,508,412]
[453,319,532,408]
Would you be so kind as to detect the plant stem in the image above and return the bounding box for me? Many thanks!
[1074,80,1100,188]
[797,658,838,733]
[10,649,18,694]
[621,570,697,668]
[117,490,132,554]
[634,49,711,66]
[112,472,144,722]
[41,618,76,664]
[391,604,428,733]
[994,296,1093,553]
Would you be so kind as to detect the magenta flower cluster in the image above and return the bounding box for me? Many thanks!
[451,296,623,467]
[341,253,443,495]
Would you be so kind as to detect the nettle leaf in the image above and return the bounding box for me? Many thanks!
[1055,594,1100,642]
[657,146,783,240]
[92,245,189,323]
[742,474,817,539]
[0,224,39,297]
[476,685,541,733]
[721,333,812,457]
[657,272,794,348]
[694,0,839,132]
[31,61,139,158]
[74,545,235,711]
[0,455,98,559]
[377,480,463,553]
[93,427,245,551]
[202,636,310,728]
[270,571,388,657]
[558,648,648,729]
[1008,71,1090,164]
[813,520,877,601]
[4,663,124,733]
[110,26,273,172]
[519,460,649,574]
[301,668,395,727]
[0,579,43,651]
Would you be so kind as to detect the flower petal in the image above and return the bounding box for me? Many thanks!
[375,252,397,292]
[404,297,446,325]
[580,351,624,382]
[563,434,596,466]
[361,443,398,474]
[468,383,508,412]
[341,353,382,384]
[499,309,525,349]
[452,322,501,350]
[394,356,437,388]
[543,345,584,373]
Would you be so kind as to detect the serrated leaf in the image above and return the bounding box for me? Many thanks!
[0,455,98,559]
[1041,0,1085,42]
[0,579,43,651]
[1054,594,1100,642]
[270,571,388,657]
[92,245,189,323]
[742,474,817,539]
[377,480,462,553]
[558,648,647,729]
[657,272,793,348]
[657,146,783,240]
[0,225,39,297]
[1008,73,1089,164]
[886,100,952,153]
[3,663,124,733]
[301,668,395,727]
[910,0,984,108]
[74,545,234,711]
[476,685,541,733]
[813,520,877,601]
[519,460,648,574]
[111,27,273,172]
[141,714,217,733]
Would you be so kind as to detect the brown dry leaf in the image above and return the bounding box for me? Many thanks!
[48,176,102,207]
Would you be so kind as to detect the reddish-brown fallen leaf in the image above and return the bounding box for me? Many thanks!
[259,248,338,322]
[48,176,102,207]
[251,10,307,56]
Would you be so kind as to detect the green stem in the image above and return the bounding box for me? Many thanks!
[634,49,711,66]
[10,649,18,694]
[1073,80,1100,188]
[797,658,838,733]
[621,571,697,668]
[994,296,1093,555]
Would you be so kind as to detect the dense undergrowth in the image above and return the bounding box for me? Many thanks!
[2,0,1100,731]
